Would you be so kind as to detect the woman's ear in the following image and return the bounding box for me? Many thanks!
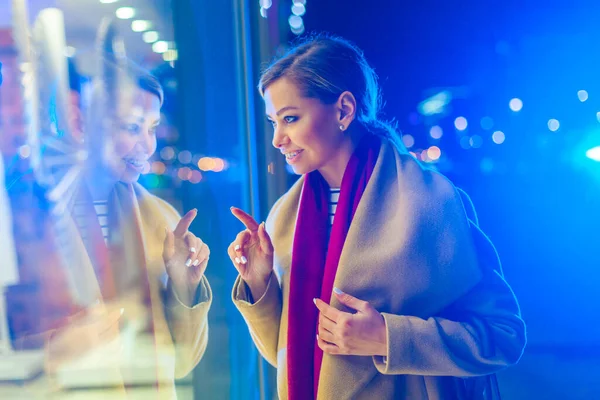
[336,91,357,129]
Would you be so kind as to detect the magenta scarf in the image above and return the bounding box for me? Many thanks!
[287,134,381,400]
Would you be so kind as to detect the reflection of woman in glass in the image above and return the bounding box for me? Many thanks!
[44,61,211,395]
[229,35,525,400]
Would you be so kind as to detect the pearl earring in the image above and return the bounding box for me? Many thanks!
[339,125,345,131]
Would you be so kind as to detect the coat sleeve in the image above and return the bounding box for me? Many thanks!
[373,191,526,376]
[152,194,212,378]
[165,276,212,378]
[231,272,282,367]
[230,193,292,367]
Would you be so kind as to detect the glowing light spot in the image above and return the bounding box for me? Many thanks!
[143,31,159,43]
[131,20,152,32]
[115,7,135,19]
[460,136,471,149]
[18,145,31,159]
[454,117,468,131]
[163,49,178,62]
[480,117,494,130]
[152,41,169,54]
[429,125,443,139]
[291,3,305,15]
[259,0,272,9]
[152,161,166,175]
[427,146,441,161]
[160,146,175,161]
[178,167,192,181]
[492,131,505,144]
[509,98,523,112]
[190,170,203,183]
[586,146,600,161]
[288,15,303,29]
[212,158,225,172]
[402,134,415,148]
[578,90,589,102]
[178,150,192,164]
[198,157,216,171]
[469,135,483,148]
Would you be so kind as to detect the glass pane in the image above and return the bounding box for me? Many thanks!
[0,0,272,398]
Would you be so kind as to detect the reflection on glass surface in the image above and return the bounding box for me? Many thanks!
[0,1,211,398]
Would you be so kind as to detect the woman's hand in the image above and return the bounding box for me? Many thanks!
[163,209,209,306]
[228,207,274,301]
[315,288,388,357]
[46,304,124,373]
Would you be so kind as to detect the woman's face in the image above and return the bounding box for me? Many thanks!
[264,77,349,179]
[109,86,161,184]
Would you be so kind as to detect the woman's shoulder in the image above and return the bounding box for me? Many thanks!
[383,140,464,206]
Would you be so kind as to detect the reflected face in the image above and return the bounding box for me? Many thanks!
[109,87,161,184]
[264,78,345,176]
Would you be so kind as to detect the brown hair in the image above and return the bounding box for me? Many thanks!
[259,33,405,150]
[99,57,164,106]
[127,61,164,106]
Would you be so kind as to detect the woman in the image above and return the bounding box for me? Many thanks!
[42,61,211,397]
[228,34,526,400]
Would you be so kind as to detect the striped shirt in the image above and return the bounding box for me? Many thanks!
[73,200,110,245]
[93,201,110,244]
[329,188,340,226]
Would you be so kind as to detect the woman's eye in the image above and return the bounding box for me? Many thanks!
[284,116,297,124]
[123,124,140,134]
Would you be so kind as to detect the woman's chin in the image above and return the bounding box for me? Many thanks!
[291,163,315,176]
[119,171,141,184]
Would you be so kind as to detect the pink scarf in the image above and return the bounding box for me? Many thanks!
[287,134,381,400]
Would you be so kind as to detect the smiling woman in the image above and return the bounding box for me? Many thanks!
[35,55,213,397]
[229,33,526,400]
[104,65,163,185]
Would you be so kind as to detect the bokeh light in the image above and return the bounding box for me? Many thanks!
[454,116,468,131]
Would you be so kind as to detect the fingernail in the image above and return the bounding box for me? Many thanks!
[185,258,192,267]
[193,259,200,266]
[313,298,317,305]
[234,244,241,251]
[333,287,344,295]
[190,247,197,253]
[240,256,247,264]
[235,257,241,264]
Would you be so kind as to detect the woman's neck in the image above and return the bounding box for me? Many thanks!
[319,126,366,188]
[84,163,117,202]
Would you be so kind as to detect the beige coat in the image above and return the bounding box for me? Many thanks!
[233,140,526,400]
[46,182,211,398]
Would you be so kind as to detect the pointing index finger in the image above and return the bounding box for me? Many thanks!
[174,209,197,237]
[230,207,260,232]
